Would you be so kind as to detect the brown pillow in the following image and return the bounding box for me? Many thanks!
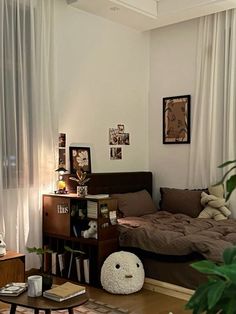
[111,189,157,217]
[160,187,204,218]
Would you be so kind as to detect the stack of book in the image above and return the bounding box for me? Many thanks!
[43,282,86,302]
[0,283,27,296]
[87,201,98,219]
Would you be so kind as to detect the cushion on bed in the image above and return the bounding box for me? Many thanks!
[160,187,204,218]
[111,189,157,217]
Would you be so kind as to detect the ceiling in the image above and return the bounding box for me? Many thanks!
[66,0,236,31]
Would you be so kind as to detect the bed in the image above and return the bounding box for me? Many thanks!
[65,171,236,290]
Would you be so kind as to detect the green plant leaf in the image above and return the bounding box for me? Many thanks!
[223,246,236,265]
[207,280,226,309]
[64,245,85,255]
[220,297,236,314]
[186,282,214,313]
[191,260,224,276]
[218,160,236,168]
[26,246,53,255]
[226,175,236,201]
[223,283,236,298]
[214,166,236,186]
[217,264,236,282]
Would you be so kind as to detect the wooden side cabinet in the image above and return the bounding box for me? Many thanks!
[42,194,118,286]
[0,251,25,287]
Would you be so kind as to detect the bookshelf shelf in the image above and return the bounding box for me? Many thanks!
[42,194,118,286]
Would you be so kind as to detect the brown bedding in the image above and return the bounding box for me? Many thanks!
[118,211,236,263]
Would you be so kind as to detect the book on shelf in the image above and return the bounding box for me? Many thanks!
[83,258,90,284]
[58,253,65,277]
[51,252,57,275]
[43,282,86,302]
[109,210,117,225]
[87,200,98,219]
[85,194,109,199]
[75,256,83,282]
[87,212,97,219]
[67,252,74,278]
[73,224,81,238]
[0,283,27,296]
[87,200,97,208]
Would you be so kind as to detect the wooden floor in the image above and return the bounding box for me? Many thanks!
[85,284,191,314]
[54,274,191,314]
[0,273,191,314]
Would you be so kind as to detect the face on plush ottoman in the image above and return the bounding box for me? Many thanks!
[100,251,145,294]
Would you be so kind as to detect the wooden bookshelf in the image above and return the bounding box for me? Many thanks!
[42,194,118,286]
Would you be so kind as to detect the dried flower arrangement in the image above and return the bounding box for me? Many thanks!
[69,170,91,186]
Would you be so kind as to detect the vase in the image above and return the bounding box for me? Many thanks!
[77,185,88,198]
[42,273,53,291]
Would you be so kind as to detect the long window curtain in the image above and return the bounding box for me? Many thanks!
[0,0,57,269]
[188,9,236,214]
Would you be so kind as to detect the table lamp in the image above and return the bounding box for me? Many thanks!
[55,167,68,194]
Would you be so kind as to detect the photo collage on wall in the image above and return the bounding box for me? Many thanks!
[109,124,130,160]
[58,133,66,168]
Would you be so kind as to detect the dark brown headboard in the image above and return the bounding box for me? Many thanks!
[64,172,153,196]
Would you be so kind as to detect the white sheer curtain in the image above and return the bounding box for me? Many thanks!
[0,0,57,269]
[188,9,236,210]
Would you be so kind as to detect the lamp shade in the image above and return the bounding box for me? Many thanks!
[55,167,68,174]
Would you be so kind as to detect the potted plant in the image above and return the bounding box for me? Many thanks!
[185,246,236,313]
[27,246,85,290]
[186,159,236,313]
[26,246,54,291]
[69,170,91,197]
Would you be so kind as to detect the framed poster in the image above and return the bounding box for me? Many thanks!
[163,95,191,144]
[69,147,91,174]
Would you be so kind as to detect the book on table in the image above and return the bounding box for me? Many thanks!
[0,283,27,296]
[43,282,86,302]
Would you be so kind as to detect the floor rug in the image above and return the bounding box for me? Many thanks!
[0,299,130,314]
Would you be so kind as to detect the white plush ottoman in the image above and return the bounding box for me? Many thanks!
[100,251,145,294]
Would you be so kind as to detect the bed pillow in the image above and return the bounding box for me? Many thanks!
[111,189,157,217]
[160,187,204,218]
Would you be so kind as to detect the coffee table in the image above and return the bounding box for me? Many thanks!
[0,291,88,314]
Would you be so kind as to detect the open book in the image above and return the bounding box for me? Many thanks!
[43,282,86,302]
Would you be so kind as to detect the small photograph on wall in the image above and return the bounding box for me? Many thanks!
[120,133,130,145]
[59,133,66,147]
[109,125,130,145]
[109,128,119,145]
[163,95,191,144]
[117,124,124,133]
[110,147,122,160]
[59,149,66,167]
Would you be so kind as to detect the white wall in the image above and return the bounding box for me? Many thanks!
[54,1,201,202]
[149,19,199,203]
[54,0,150,173]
